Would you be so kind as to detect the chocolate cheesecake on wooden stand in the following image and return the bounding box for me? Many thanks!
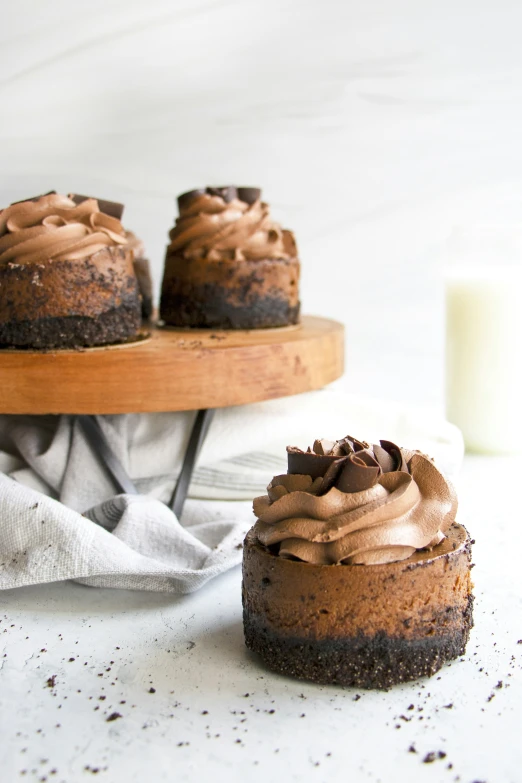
[160,186,300,330]
[243,436,474,689]
[0,192,143,349]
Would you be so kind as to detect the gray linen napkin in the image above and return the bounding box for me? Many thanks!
[0,390,464,593]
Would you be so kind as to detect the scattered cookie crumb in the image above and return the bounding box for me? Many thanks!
[422,751,446,763]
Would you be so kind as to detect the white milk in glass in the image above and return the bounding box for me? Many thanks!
[445,229,522,454]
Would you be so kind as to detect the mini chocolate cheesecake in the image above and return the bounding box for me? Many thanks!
[0,193,142,349]
[242,436,474,689]
[160,186,300,329]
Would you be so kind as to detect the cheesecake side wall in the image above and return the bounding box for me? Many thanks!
[242,524,472,641]
[0,246,139,323]
[160,253,300,328]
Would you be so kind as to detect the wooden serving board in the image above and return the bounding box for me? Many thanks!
[0,315,344,414]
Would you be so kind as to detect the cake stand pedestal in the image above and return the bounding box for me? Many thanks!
[0,315,344,514]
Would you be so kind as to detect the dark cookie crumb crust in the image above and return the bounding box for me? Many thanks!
[244,596,474,690]
[160,288,300,329]
[0,301,142,349]
[160,254,300,329]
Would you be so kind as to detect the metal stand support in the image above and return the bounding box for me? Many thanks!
[169,408,215,518]
[77,408,215,519]
[77,415,138,496]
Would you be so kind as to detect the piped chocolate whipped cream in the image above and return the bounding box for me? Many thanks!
[253,436,458,566]
[167,186,297,262]
[0,193,128,265]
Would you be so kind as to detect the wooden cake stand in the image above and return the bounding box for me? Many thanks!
[0,315,344,515]
[0,315,344,415]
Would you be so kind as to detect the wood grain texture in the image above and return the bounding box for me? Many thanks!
[0,315,344,414]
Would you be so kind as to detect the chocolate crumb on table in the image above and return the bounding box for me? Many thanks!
[422,751,447,763]
[105,712,122,722]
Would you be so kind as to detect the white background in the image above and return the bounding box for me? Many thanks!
[3,0,522,407]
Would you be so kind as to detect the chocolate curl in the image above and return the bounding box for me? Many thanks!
[336,435,370,454]
[335,452,381,493]
[374,440,409,473]
[287,447,338,479]
[206,186,237,203]
[177,189,206,212]
[372,444,396,473]
[70,193,124,221]
[312,438,342,456]
[237,187,261,205]
[315,457,350,495]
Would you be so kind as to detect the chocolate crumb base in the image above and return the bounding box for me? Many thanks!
[0,301,142,349]
[160,291,300,330]
[243,598,473,690]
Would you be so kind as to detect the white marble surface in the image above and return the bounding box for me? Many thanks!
[1,455,522,783]
[3,0,522,406]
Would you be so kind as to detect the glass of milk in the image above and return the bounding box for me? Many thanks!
[445,226,522,454]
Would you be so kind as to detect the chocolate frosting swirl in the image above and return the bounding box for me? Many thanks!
[168,187,297,261]
[0,193,127,265]
[253,436,457,566]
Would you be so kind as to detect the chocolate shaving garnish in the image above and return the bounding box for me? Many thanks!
[70,194,124,220]
[287,446,338,479]
[337,435,369,454]
[237,187,261,205]
[312,439,337,456]
[10,191,57,206]
[356,449,381,467]
[336,453,381,493]
[287,437,382,488]
[372,443,396,473]
[177,188,206,212]
[206,186,237,203]
[285,437,403,495]
[315,457,350,495]
[378,440,409,472]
